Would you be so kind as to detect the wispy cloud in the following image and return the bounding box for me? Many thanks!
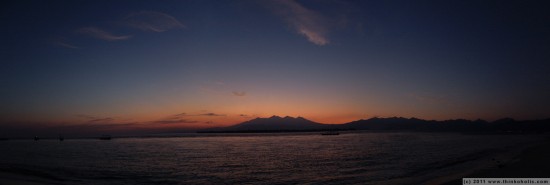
[76,114,96,120]
[74,112,224,127]
[151,119,198,124]
[89,118,114,123]
[149,113,200,125]
[76,114,115,123]
[77,27,132,41]
[267,0,330,45]
[80,122,139,128]
[238,114,254,118]
[232,91,247,96]
[170,113,187,119]
[124,11,184,32]
[54,40,79,49]
[199,113,226,117]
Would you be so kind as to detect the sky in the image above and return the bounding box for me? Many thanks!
[1,0,550,136]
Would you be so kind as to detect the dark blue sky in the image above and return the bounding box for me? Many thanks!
[1,0,550,134]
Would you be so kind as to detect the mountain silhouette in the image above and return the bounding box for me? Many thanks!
[224,116,327,131]
[199,116,550,133]
[343,117,486,131]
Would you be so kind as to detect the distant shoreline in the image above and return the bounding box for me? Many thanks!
[196,128,354,133]
[1,129,547,140]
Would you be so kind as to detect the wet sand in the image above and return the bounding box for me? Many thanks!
[442,136,550,185]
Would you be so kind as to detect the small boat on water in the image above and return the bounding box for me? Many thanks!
[321,131,340,135]
[34,136,40,141]
[59,135,64,141]
[99,135,112,140]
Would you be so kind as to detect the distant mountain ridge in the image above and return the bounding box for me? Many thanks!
[343,117,550,133]
[199,116,550,133]
[202,116,331,132]
[230,116,323,130]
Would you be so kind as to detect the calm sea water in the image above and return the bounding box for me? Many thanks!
[0,132,544,184]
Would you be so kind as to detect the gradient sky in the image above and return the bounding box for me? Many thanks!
[1,0,550,136]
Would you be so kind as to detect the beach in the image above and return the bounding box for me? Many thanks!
[442,136,550,185]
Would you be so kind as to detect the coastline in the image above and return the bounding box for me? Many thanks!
[440,136,550,185]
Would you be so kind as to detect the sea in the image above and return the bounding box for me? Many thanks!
[0,132,545,185]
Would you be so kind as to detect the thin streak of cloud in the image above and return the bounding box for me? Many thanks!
[232,91,247,96]
[77,27,132,41]
[238,114,252,118]
[150,113,199,125]
[267,0,330,45]
[76,114,96,120]
[89,118,114,123]
[75,114,115,123]
[124,11,184,32]
[170,113,187,119]
[151,119,198,124]
[166,112,226,117]
[199,113,226,117]
[54,41,78,49]
[79,122,140,128]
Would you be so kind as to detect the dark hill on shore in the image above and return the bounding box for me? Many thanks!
[200,116,338,133]
[199,116,550,133]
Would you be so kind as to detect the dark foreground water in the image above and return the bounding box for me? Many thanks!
[0,132,544,184]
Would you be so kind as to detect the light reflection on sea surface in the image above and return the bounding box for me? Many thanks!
[0,132,544,184]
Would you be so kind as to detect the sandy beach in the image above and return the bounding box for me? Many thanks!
[442,136,550,185]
